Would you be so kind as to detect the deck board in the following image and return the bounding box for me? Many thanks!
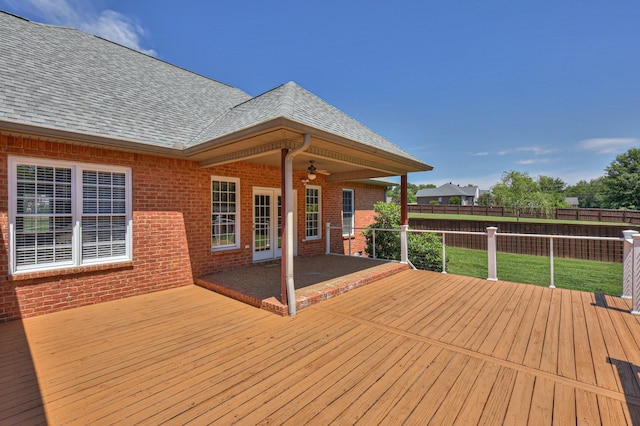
[2,269,640,425]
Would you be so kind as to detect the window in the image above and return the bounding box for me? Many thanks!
[305,185,321,240]
[342,189,354,236]
[211,177,240,250]
[9,157,131,274]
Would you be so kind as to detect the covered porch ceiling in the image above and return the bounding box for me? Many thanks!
[183,120,433,182]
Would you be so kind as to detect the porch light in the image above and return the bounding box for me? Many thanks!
[307,160,317,180]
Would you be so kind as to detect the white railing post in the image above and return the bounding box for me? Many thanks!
[622,230,637,299]
[325,222,331,255]
[487,227,498,281]
[549,237,555,289]
[348,228,352,256]
[441,232,447,274]
[632,234,640,315]
[372,229,377,259]
[400,225,409,264]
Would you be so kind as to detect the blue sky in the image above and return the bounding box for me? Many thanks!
[2,0,639,189]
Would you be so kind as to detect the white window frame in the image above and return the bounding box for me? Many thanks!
[8,156,132,275]
[211,176,240,251]
[304,185,321,241]
[342,189,355,237]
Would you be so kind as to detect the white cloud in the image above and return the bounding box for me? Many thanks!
[5,0,156,56]
[471,152,489,156]
[578,138,640,154]
[83,10,156,56]
[516,158,553,165]
[499,146,556,156]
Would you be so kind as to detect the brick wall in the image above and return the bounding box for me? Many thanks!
[0,133,386,321]
[324,181,386,256]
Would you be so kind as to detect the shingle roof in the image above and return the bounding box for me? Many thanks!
[192,82,422,162]
[0,11,251,148]
[0,11,429,168]
[416,183,478,198]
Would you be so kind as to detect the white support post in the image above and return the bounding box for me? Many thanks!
[549,237,555,289]
[400,225,409,264]
[632,234,640,315]
[372,229,377,259]
[325,222,331,255]
[622,230,637,299]
[441,233,447,274]
[487,227,498,281]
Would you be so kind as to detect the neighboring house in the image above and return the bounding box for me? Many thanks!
[564,197,580,208]
[416,183,480,205]
[0,11,432,321]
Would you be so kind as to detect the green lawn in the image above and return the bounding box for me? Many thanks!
[444,246,623,295]
[409,212,628,226]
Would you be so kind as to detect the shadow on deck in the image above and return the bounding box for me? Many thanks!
[195,255,410,315]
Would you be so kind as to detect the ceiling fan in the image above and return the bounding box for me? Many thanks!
[306,160,330,180]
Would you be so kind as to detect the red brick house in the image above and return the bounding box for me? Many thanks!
[0,11,432,321]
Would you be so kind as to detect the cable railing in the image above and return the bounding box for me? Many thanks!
[326,223,640,314]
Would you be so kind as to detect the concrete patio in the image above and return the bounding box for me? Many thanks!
[195,255,410,315]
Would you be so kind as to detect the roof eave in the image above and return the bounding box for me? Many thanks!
[0,119,184,157]
[184,117,434,174]
[0,117,434,176]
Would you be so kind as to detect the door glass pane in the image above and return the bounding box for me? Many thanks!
[277,195,282,249]
[254,194,271,252]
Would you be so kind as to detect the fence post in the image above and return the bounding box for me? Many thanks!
[622,230,637,299]
[325,222,331,255]
[632,234,640,315]
[400,225,409,264]
[487,227,498,281]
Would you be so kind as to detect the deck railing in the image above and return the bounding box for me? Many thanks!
[326,223,640,314]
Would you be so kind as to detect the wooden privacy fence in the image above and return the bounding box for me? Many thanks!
[326,223,640,313]
[408,204,640,224]
[409,218,637,262]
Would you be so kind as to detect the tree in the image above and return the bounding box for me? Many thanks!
[476,192,496,206]
[538,175,566,193]
[565,178,605,208]
[537,175,567,206]
[492,171,570,219]
[601,148,640,209]
[491,171,540,220]
[449,196,461,205]
[363,202,443,271]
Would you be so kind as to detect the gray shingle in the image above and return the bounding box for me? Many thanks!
[0,11,251,148]
[0,11,430,170]
[417,183,478,197]
[193,82,423,162]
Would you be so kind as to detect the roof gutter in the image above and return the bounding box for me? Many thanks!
[0,119,182,157]
[282,134,311,316]
[182,117,434,173]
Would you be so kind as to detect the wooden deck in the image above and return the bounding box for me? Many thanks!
[2,270,640,424]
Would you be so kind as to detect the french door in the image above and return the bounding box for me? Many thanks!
[253,188,296,261]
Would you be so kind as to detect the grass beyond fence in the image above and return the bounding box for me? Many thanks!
[445,247,623,296]
[409,213,628,226]
[408,205,640,225]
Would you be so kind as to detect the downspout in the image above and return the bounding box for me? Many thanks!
[283,134,311,316]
